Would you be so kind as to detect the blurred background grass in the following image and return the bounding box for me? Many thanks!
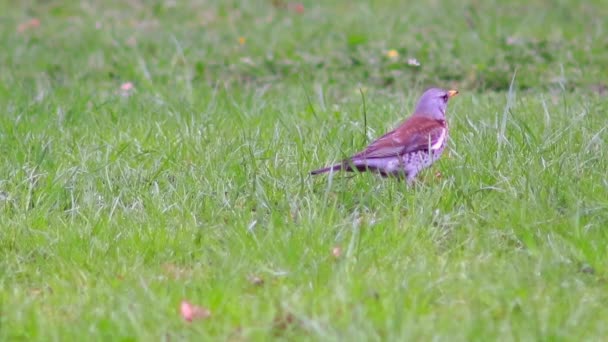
[2,0,607,96]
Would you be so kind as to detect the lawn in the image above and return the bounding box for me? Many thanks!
[1,0,607,340]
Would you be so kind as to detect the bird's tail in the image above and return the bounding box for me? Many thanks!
[311,160,374,175]
[310,164,343,175]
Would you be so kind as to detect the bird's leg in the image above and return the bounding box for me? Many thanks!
[393,156,408,181]
[406,172,417,186]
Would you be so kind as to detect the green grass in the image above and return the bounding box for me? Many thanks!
[1,0,608,340]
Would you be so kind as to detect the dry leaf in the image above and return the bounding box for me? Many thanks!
[121,82,134,91]
[119,82,135,97]
[180,300,211,322]
[248,275,264,286]
[407,58,421,66]
[290,3,305,14]
[162,263,192,279]
[332,246,342,258]
[385,49,399,59]
[17,18,40,33]
[273,312,296,334]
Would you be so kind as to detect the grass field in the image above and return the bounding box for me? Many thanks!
[1,0,608,340]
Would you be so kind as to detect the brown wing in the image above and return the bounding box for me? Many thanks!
[352,116,446,159]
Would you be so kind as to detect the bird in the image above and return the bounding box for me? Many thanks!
[310,87,458,183]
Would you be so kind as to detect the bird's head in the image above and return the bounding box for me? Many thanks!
[413,88,458,120]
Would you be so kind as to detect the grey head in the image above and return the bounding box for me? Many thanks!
[412,88,459,120]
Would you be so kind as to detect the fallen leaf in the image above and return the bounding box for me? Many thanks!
[290,3,305,14]
[580,264,595,275]
[240,57,255,65]
[120,82,135,97]
[385,49,399,59]
[17,18,40,33]
[121,82,134,91]
[248,275,264,286]
[271,0,286,9]
[162,263,192,279]
[180,300,211,322]
[273,312,296,334]
[407,58,421,66]
[29,286,53,297]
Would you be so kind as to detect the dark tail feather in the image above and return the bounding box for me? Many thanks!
[310,161,376,175]
[310,164,343,175]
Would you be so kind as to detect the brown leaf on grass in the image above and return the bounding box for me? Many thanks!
[180,300,211,322]
[272,0,304,14]
[119,82,135,97]
[385,49,399,60]
[248,275,264,286]
[273,312,296,334]
[240,57,255,65]
[289,3,305,14]
[332,246,342,258]
[121,82,134,91]
[29,286,53,297]
[17,18,40,33]
[271,0,286,8]
[580,264,595,275]
[407,57,421,67]
[162,263,192,280]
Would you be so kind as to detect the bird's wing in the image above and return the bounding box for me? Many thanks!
[352,116,446,159]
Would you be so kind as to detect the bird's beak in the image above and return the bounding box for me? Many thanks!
[447,89,459,98]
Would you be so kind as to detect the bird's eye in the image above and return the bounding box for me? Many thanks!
[441,94,449,102]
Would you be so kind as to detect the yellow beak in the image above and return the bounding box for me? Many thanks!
[447,89,459,98]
